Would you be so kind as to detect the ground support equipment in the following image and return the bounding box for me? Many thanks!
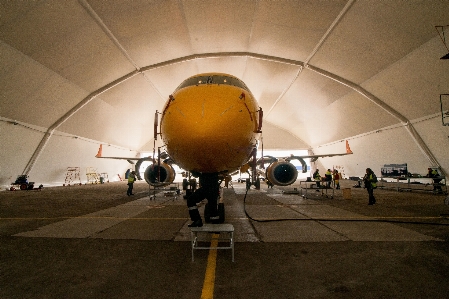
[190,223,234,262]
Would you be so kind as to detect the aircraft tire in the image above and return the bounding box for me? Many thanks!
[255,178,260,189]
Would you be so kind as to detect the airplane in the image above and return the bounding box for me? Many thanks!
[96,72,352,224]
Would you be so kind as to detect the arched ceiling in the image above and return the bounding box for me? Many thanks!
[1,0,449,182]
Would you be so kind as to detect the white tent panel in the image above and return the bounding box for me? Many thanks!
[412,118,449,173]
[249,0,348,61]
[242,58,300,110]
[260,121,308,150]
[183,0,255,53]
[0,0,136,92]
[143,60,201,99]
[29,135,135,186]
[0,121,44,185]
[195,57,249,81]
[315,128,430,179]
[0,42,88,127]
[57,96,147,150]
[311,0,449,83]
[88,0,193,66]
[287,90,399,147]
[362,36,449,121]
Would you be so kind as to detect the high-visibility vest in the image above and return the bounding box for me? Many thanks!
[128,173,135,183]
[368,174,377,188]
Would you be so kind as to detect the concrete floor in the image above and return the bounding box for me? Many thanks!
[1,180,449,298]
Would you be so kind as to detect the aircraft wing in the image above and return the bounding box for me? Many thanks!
[289,140,353,163]
[258,140,353,164]
[94,144,147,164]
[251,140,353,186]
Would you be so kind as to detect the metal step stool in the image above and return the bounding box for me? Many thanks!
[190,223,234,262]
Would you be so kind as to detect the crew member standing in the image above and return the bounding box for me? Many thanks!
[313,169,321,189]
[127,171,136,196]
[333,169,340,189]
[363,168,377,205]
[325,169,332,188]
[427,167,443,193]
[187,173,220,227]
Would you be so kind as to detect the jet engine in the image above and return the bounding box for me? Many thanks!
[265,161,298,186]
[144,161,176,186]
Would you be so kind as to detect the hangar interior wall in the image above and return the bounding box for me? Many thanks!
[0,120,136,188]
[1,18,448,188]
[2,112,446,189]
[314,115,448,179]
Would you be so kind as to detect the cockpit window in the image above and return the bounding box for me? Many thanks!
[174,75,250,92]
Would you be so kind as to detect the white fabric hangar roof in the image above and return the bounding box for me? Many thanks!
[1,0,448,186]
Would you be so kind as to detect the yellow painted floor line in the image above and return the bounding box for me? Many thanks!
[201,234,219,299]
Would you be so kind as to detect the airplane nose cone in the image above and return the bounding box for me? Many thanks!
[161,86,258,173]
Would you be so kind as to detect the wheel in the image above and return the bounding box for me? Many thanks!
[218,202,225,223]
[204,203,211,223]
[255,178,260,190]
[20,183,27,190]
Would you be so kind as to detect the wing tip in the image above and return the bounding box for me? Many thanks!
[95,144,103,158]
[346,140,353,154]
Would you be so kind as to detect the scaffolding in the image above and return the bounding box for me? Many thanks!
[100,173,109,183]
[64,167,81,186]
[86,167,100,184]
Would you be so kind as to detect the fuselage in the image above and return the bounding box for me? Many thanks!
[160,73,261,174]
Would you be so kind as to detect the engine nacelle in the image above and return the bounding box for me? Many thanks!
[144,162,176,187]
[265,161,298,186]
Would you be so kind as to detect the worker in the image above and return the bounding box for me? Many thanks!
[363,168,377,205]
[224,175,232,188]
[127,171,136,196]
[313,169,321,189]
[333,169,340,189]
[325,169,332,188]
[427,167,443,193]
[186,172,220,227]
